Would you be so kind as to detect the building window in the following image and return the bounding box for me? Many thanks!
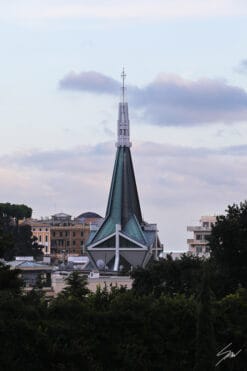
[72,240,76,246]
[53,232,55,237]
[65,231,68,237]
[39,228,42,231]
[73,232,76,237]
[196,234,204,240]
[60,232,63,237]
[196,246,202,253]
[67,240,70,246]
[39,236,42,242]
[33,228,36,231]
[45,235,48,242]
[81,231,84,237]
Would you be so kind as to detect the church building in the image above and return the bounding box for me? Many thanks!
[86,70,163,272]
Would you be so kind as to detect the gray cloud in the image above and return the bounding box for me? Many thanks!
[59,71,120,94]
[0,143,113,172]
[59,71,247,126]
[132,76,247,126]
[1,142,247,249]
[2,142,247,191]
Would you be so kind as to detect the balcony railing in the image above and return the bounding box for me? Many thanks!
[187,239,209,245]
[187,226,212,232]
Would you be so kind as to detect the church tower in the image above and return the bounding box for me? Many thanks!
[86,70,162,272]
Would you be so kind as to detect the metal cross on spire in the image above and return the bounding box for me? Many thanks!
[121,67,126,103]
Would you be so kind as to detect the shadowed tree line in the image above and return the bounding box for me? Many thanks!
[0,202,42,260]
[0,201,246,370]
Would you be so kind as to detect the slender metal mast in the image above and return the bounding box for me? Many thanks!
[116,68,131,148]
[121,67,126,104]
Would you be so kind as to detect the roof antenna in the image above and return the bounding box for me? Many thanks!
[121,67,126,104]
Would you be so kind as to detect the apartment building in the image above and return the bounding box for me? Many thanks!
[187,216,217,258]
[27,212,103,260]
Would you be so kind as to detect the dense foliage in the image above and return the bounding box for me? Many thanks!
[0,200,246,369]
[193,267,216,371]
[0,262,246,370]
[0,202,42,260]
[131,254,203,297]
[209,201,247,295]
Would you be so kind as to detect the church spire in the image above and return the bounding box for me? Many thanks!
[86,70,162,272]
[116,68,131,147]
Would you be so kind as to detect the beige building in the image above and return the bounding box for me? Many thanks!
[187,216,217,258]
[27,212,103,260]
[50,224,89,257]
[31,223,51,255]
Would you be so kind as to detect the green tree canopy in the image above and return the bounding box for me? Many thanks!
[59,271,90,301]
[0,203,32,222]
[131,254,204,297]
[0,202,42,260]
[194,267,216,371]
[0,263,24,294]
[209,201,247,294]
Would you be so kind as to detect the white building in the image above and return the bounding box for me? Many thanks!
[187,216,217,258]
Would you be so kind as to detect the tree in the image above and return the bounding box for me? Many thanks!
[0,203,32,226]
[59,271,90,301]
[193,266,216,371]
[131,254,203,297]
[215,288,247,370]
[209,201,247,295]
[0,203,42,260]
[0,262,24,294]
[0,220,13,258]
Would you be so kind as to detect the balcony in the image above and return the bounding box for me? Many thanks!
[187,239,209,245]
[187,226,211,232]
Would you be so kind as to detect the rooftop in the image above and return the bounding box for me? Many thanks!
[76,211,102,219]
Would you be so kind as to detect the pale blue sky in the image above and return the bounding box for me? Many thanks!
[1,0,247,250]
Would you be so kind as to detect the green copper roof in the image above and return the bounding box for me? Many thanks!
[88,146,145,245]
[123,215,146,245]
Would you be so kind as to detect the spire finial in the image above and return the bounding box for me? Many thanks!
[116,67,131,148]
[121,67,126,103]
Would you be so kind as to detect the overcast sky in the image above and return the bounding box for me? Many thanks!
[1,0,247,250]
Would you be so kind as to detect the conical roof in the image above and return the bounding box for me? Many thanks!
[88,145,146,245]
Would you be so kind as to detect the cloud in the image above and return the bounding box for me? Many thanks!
[59,71,120,95]
[0,143,113,173]
[1,141,247,249]
[235,59,247,74]
[0,142,247,250]
[3,0,247,22]
[133,75,247,125]
[59,71,247,126]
